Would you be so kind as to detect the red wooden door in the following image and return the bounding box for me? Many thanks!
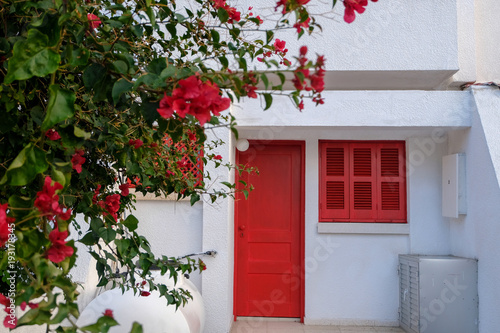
[234,142,304,319]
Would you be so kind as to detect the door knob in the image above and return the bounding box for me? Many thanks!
[238,225,246,231]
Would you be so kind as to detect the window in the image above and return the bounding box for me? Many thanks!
[319,141,406,223]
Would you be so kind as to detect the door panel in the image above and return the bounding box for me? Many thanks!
[235,142,303,318]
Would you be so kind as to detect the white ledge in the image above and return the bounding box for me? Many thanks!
[131,189,189,201]
[318,223,410,235]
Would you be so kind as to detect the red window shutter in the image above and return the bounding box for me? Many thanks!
[377,142,406,222]
[319,142,349,221]
[349,144,377,221]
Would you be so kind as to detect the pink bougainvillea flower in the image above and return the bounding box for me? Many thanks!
[294,17,311,33]
[128,139,143,149]
[343,0,377,23]
[0,203,14,247]
[298,100,304,111]
[71,149,86,174]
[46,229,74,263]
[299,46,308,56]
[20,302,38,311]
[45,129,61,141]
[119,184,130,197]
[103,309,114,318]
[87,13,102,30]
[140,291,151,297]
[213,155,222,160]
[243,84,258,98]
[3,316,17,329]
[92,184,102,204]
[98,194,121,221]
[157,76,231,126]
[273,39,286,53]
[34,176,71,221]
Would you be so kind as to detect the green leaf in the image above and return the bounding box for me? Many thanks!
[99,228,117,243]
[123,214,139,231]
[79,232,97,246]
[130,322,144,333]
[41,85,76,131]
[266,30,274,44]
[0,143,48,186]
[83,63,106,89]
[263,93,273,110]
[140,101,160,126]
[217,8,229,23]
[190,193,200,206]
[74,126,91,140]
[70,48,90,67]
[113,60,128,74]
[211,29,220,44]
[112,79,133,105]
[4,29,61,84]
[261,74,269,89]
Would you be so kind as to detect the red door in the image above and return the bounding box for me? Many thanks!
[234,141,304,319]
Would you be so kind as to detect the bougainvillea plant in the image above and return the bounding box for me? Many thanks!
[0,0,374,331]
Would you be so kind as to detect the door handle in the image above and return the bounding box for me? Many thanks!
[238,225,246,238]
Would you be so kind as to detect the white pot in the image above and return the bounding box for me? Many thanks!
[77,272,204,333]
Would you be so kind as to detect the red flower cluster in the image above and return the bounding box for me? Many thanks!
[243,73,258,98]
[103,309,114,318]
[71,149,86,174]
[46,229,74,263]
[293,17,311,33]
[343,0,378,23]
[292,47,326,109]
[87,13,102,30]
[97,194,121,221]
[45,129,61,141]
[1,293,17,328]
[157,76,231,126]
[119,184,130,196]
[0,203,14,247]
[34,176,72,222]
[213,155,222,160]
[212,0,241,23]
[129,139,143,149]
[292,47,325,93]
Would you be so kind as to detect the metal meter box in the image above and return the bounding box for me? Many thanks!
[398,255,478,333]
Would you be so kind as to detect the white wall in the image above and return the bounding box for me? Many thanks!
[448,87,500,333]
[133,200,204,291]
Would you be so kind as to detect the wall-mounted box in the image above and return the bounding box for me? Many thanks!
[442,154,466,218]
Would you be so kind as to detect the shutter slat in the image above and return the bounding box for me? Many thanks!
[381,182,400,210]
[326,148,344,176]
[353,148,372,176]
[326,181,344,209]
[381,148,399,177]
[353,182,372,210]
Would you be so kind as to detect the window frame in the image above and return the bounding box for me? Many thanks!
[319,140,407,224]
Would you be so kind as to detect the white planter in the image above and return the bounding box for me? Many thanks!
[77,272,205,333]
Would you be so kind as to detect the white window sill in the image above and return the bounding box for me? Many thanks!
[318,223,410,235]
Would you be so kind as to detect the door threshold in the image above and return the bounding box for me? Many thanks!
[236,317,300,322]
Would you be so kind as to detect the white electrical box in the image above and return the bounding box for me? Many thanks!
[442,154,466,218]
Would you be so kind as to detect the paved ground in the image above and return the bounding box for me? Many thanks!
[229,321,405,333]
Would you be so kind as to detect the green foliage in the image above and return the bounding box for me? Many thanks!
[0,0,334,331]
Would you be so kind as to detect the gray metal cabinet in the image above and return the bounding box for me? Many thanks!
[398,255,478,333]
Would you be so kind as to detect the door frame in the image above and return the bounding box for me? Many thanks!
[233,140,305,322]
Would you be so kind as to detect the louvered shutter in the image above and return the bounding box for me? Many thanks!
[349,143,377,221]
[377,142,406,221]
[319,142,349,221]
